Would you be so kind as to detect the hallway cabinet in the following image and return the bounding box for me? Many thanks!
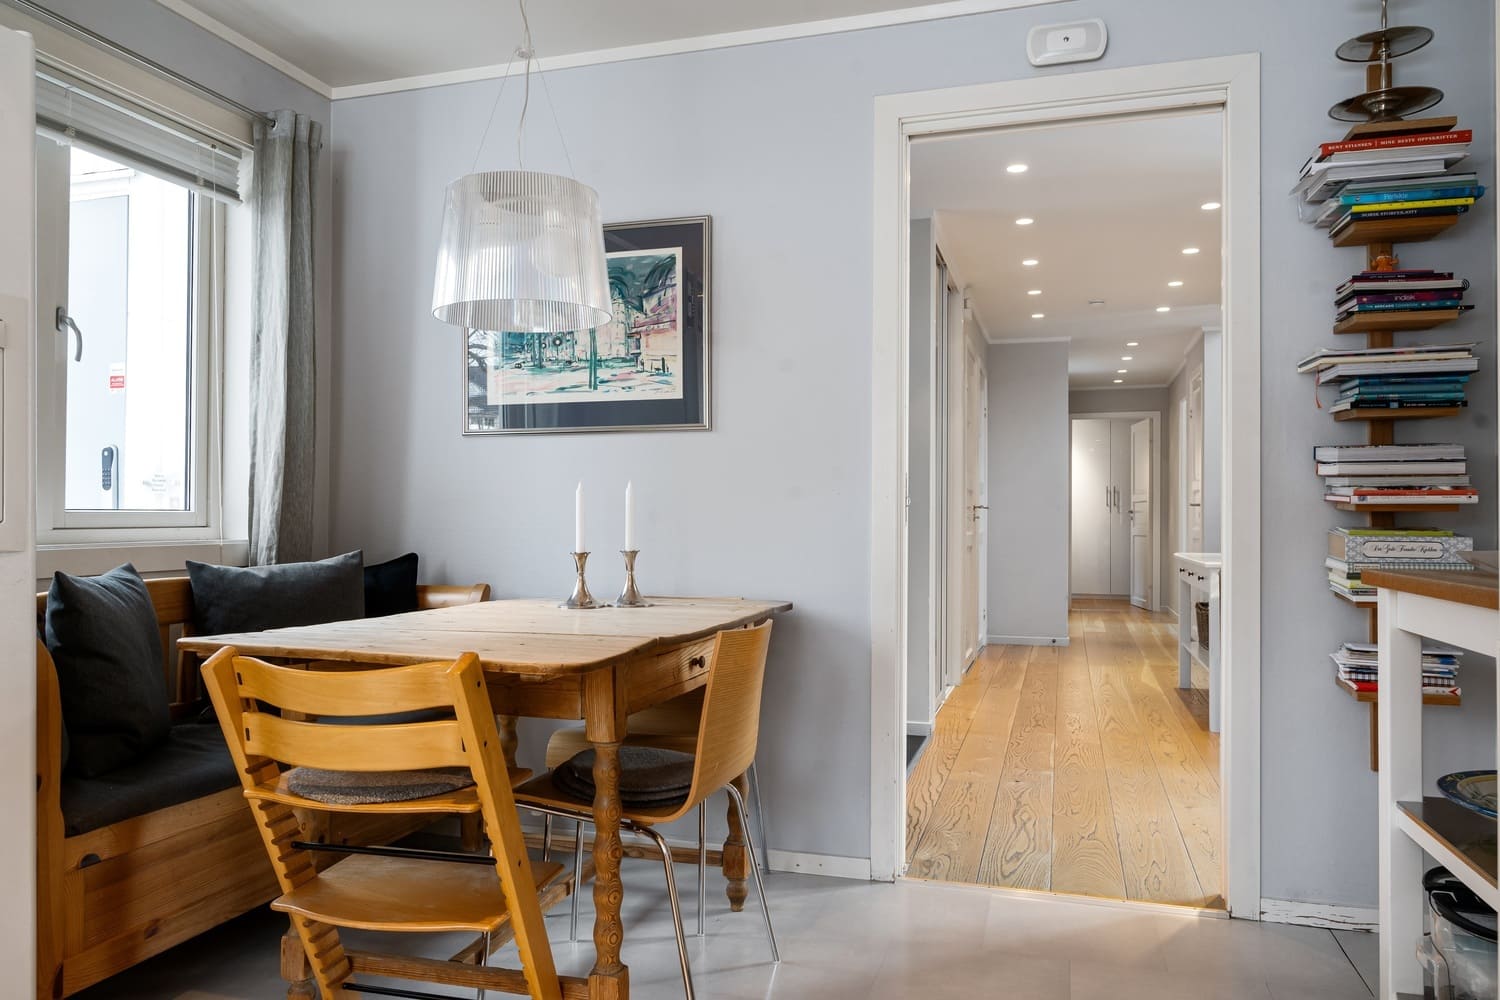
[1070,418,1132,596]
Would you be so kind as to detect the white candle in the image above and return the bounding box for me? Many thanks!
[625,481,636,551]
[575,482,584,553]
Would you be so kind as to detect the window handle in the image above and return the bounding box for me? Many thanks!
[55,307,82,362]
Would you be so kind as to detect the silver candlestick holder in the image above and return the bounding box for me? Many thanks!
[614,550,653,607]
[563,551,602,609]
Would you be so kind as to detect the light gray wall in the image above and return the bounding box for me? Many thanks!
[327,0,1497,900]
[987,342,1070,640]
[41,0,335,556]
[1164,338,1204,615]
[1069,386,1168,416]
[907,219,934,729]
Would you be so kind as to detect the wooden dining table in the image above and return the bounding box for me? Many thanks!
[179,595,791,1000]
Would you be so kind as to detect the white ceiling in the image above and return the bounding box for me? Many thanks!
[911,111,1224,389]
[155,0,1063,98]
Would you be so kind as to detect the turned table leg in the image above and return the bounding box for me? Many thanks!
[280,927,316,999]
[589,740,629,998]
[723,771,751,912]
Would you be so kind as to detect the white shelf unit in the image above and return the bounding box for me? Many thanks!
[1175,551,1222,733]
[1375,578,1498,998]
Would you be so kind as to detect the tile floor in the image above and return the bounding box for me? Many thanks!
[76,862,1378,999]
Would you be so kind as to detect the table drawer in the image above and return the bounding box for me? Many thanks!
[626,637,715,716]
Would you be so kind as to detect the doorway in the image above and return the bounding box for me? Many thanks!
[872,56,1262,916]
[1070,415,1157,609]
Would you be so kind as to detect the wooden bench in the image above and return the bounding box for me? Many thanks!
[35,578,492,999]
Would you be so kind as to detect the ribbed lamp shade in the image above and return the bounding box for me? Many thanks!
[431,170,612,333]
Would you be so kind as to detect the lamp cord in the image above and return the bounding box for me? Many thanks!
[467,0,577,178]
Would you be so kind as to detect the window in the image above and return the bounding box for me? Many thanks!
[36,138,222,540]
[30,61,247,547]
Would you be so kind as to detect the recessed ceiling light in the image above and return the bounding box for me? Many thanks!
[1015,217,1034,226]
[1121,356,1133,361]
[1156,306,1171,313]
[1022,258,1039,267]
[1182,247,1201,255]
[1168,280,1184,287]
[1125,341,1139,347]
[1031,313,1045,319]
[1027,289,1042,296]
[1006,163,1029,174]
[1113,378,1124,384]
[1201,201,1221,211]
[1117,369,1128,374]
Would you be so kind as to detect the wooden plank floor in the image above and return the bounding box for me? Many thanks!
[906,599,1223,908]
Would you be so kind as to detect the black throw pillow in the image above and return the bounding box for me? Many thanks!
[364,552,419,618]
[44,564,169,777]
[187,550,365,636]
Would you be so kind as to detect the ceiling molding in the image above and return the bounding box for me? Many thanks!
[159,0,1069,102]
[1070,383,1170,391]
[155,0,334,98]
[983,334,1071,346]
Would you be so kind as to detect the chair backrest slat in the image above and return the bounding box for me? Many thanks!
[235,657,458,718]
[688,622,773,802]
[244,714,469,772]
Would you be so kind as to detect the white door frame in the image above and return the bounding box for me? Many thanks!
[870,54,1261,916]
[1069,410,1163,612]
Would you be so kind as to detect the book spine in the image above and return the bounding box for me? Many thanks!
[1320,129,1473,157]
[1350,197,1477,213]
[1340,299,1464,312]
[1342,206,1470,223]
[1340,291,1461,305]
[1342,186,1483,206]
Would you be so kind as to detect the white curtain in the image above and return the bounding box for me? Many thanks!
[248,110,321,565]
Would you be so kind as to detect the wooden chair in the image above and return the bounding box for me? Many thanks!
[539,689,770,939]
[514,622,779,1000]
[201,646,575,1000]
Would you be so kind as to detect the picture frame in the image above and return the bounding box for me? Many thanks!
[463,215,711,434]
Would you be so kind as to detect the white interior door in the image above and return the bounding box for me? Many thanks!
[960,333,983,666]
[1130,419,1152,609]
[1108,419,1131,595]
[1188,371,1205,551]
[0,23,38,987]
[1069,419,1111,594]
[942,281,965,688]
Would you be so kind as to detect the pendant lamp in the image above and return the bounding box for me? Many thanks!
[431,3,610,333]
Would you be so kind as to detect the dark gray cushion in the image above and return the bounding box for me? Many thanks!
[364,552,419,618]
[45,564,169,777]
[553,746,695,808]
[60,721,237,836]
[187,551,365,635]
[284,766,473,805]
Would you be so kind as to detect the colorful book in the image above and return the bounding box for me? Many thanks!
[1313,444,1465,461]
[1337,375,1470,390]
[1319,129,1473,158]
[1350,196,1477,213]
[1336,291,1466,306]
[1337,278,1468,295]
[1334,206,1469,229]
[1318,359,1479,383]
[1340,185,1484,206]
[1336,298,1465,314]
[1328,400,1465,413]
[1327,556,1475,575]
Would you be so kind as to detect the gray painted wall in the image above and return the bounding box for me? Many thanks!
[907,219,934,728]
[326,0,1497,902]
[41,0,335,555]
[1069,386,1169,416]
[987,342,1070,640]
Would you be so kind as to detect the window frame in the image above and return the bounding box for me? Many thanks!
[35,137,225,545]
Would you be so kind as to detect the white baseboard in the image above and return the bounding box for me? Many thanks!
[1258,898,1378,931]
[767,849,872,881]
[906,721,933,736]
[987,634,1070,647]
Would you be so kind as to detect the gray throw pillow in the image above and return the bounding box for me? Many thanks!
[187,551,365,636]
[44,564,169,777]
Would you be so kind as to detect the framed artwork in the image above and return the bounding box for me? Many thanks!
[464,216,711,434]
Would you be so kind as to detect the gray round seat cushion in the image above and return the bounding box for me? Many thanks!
[553,746,695,808]
[285,766,474,806]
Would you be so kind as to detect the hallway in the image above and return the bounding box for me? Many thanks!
[906,600,1222,908]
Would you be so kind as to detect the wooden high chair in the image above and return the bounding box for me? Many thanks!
[201,647,575,1000]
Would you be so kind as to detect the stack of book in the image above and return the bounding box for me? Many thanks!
[1312,444,1478,507]
[1297,343,1477,415]
[1334,268,1472,332]
[1325,526,1475,602]
[1293,117,1483,243]
[1330,641,1462,697]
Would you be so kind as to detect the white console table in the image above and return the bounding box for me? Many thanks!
[1367,567,1498,1000]
[1174,552,1222,733]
